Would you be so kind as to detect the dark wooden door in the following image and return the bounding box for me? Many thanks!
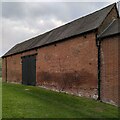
[22,55,36,86]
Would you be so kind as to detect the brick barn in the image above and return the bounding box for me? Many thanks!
[2,3,120,106]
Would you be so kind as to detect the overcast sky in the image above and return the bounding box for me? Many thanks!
[1,0,119,57]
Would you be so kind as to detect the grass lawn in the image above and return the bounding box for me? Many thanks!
[2,82,119,118]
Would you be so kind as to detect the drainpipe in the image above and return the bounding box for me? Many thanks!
[96,38,101,100]
[96,20,116,101]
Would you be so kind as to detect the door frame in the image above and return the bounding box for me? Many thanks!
[21,53,37,86]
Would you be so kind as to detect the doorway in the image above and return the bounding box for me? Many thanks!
[22,55,36,86]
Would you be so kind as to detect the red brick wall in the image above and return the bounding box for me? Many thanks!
[2,57,6,82]
[100,35,119,106]
[118,36,120,107]
[36,32,98,99]
[2,32,98,99]
[2,50,37,83]
[6,54,22,83]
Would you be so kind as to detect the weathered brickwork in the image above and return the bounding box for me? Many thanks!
[118,35,120,107]
[2,4,119,106]
[36,32,98,99]
[101,35,119,106]
[2,32,98,99]
[6,54,22,83]
[2,50,37,83]
[2,57,6,82]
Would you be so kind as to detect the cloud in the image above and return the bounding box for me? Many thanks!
[2,2,26,20]
[1,0,118,2]
[1,2,113,57]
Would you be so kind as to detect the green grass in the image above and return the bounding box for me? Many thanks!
[2,82,119,118]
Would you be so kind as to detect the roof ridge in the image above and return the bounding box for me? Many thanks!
[97,19,117,38]
[2,3,116,57]
[17,3,116,45]
[98,18,120,38]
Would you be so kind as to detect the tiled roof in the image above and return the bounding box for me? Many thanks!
[3,3,116,57]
